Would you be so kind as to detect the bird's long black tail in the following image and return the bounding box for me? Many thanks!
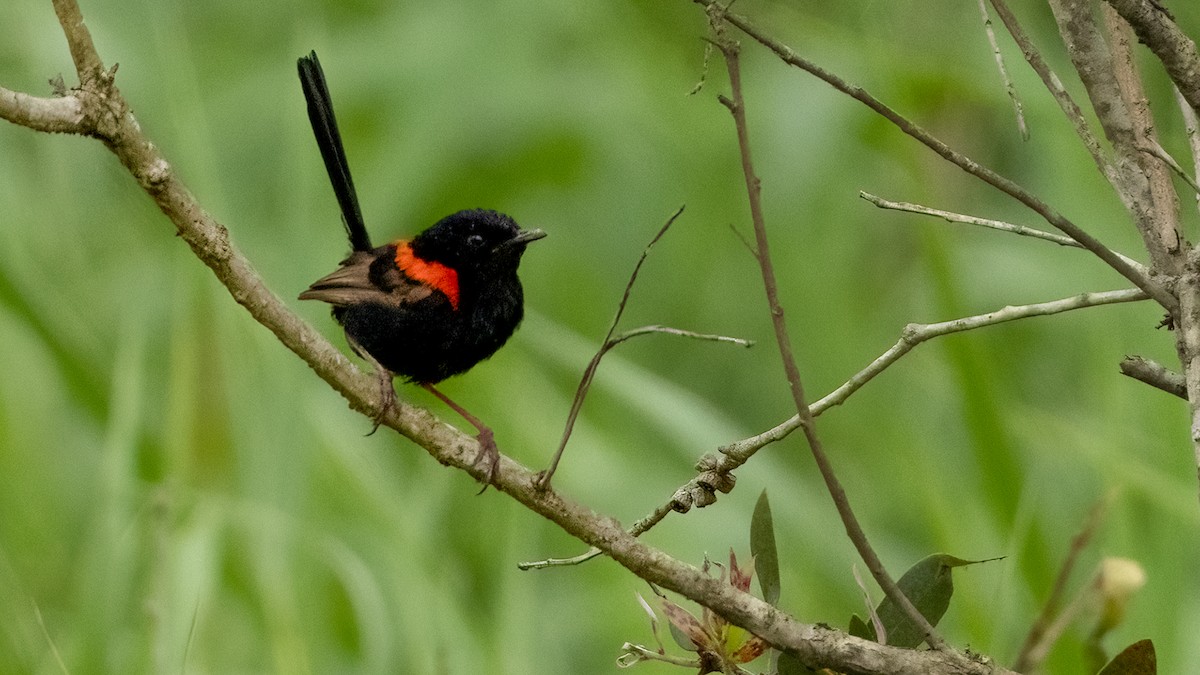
[298,51,373,252]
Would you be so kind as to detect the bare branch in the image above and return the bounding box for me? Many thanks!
[1048,0,1182,271]
[860,191,1145,266]
[0,87,85,133]
[976,0,1028,140]
[51,0,104,82]
[1104,3,1185,262]
[707,9,946,650]
[987,0,1120,189]
[1174,85,1200,214]
[536,207,683,488]
[536,207,752,488]
[1120,355,1188,399]
[1104,0,1200,117]
[1137,139,1200,196]
[533,287,1151,572]
[1068,0,1200,498]
[689,0,1176,314]
[724,288,1149,461]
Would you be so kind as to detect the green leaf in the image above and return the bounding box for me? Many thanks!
[870,554,990,648]
[848,614,873,640]
[777,649,817,674]
[1097,639,1156,675]
[750,489,781,606]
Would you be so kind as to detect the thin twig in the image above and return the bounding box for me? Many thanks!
[690,0,1176,314]
[1104,0,1200,117]
[536,207,752,488]
[1013,494,1114,672]
[1137,140,1200,196]
[1101,2,1185,262]
[861,191,1144,267]
[1120,355,1188,399]
[987,0,1119,189]
[523,288,1150,571]
[613,325,752,349]
[863,192,1071,242]
[687,40,715,96]
[976,0,1028,140]
[1174,85,1200,214]
[726,288,1150,460]
[536,205,682,488]
[521,498,678,569]
[708,7,945,651]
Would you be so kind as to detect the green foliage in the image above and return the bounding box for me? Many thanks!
[750,489,781,607]
[848,613,873,641]
[857,554,992,648]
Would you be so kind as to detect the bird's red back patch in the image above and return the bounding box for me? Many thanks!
[394,241,460,310]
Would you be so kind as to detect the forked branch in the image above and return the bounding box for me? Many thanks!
[707,7,946,651]
[690,0,1176,315]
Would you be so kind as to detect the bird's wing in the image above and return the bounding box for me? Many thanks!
[299,249,436,307]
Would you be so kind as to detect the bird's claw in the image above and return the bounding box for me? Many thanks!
[472,429,500,494]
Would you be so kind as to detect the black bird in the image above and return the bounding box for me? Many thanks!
[297,51,545,483]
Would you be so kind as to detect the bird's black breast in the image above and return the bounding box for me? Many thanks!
[336,273,525,384]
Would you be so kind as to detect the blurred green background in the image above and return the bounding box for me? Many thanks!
[2,0,1198,672]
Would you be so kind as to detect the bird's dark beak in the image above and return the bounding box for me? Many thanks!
[498,228,547,251]
[511,228,547,245]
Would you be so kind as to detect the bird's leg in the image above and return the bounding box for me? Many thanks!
[421,383,499,489]
[347,335,397,434]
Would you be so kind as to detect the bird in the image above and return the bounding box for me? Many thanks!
[296,51,545,484]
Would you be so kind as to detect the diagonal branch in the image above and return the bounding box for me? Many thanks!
[723,288,1149,462]
[707,9,946,651]
[1104,0,1200,118]
[689,0,1177,315]
[525,287,1150,571]
[51,0,104,82]
[1103,3,1184,266]
[1120,355,1188,399]
[1048,0,1183,273]
[976,0,1028,140]
[536,207,751,488]
[1174,86,1200,214]
[860,191,1145,266]
[987,0,1120,192]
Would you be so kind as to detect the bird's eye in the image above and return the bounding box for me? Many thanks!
[467,234,485,247]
